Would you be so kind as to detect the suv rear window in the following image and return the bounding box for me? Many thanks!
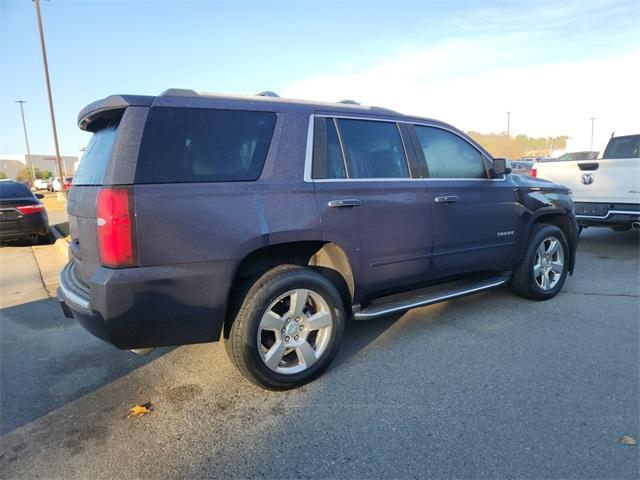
[602,135,640,159]
[73,123,119,185]
[135,107,277,183]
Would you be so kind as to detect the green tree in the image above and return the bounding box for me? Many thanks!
[15,168,35,184]
[466,131,568,159]
[37,169,53,180]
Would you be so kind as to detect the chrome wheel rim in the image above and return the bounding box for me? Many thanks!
[257,289,333,375]
[533,236,565,291]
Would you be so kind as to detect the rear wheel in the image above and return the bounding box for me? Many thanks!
[226,265,346,390]
[510,223,569,300]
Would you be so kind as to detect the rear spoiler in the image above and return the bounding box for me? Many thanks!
[78,94,153,131]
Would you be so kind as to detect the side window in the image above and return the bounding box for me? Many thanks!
[336,119,409,179]
[414,126,487,179]
[313,118,347,179]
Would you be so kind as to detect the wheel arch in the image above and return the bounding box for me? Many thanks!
[224,241,355,336]
[527,210,578,274]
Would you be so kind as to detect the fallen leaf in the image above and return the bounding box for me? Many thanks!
[128,403,152,418]
[620,435,637,446]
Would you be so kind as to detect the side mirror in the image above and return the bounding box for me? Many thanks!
[492,158,511,176]
[35,193,44,199]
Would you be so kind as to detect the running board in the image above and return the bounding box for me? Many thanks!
[353,273,510,320]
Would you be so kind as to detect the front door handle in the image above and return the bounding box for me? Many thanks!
[434,195,460,204]
[328,199,362,208]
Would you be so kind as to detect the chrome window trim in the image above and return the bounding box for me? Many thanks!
[303,115,314,182]
[304,114,506,183]
[333,118,350,178]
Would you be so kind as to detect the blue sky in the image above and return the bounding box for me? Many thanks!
[1,0,638,157]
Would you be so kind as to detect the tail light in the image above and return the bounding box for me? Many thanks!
[16,204,45,215]
[96,187,136,268]
[531,167,537,178]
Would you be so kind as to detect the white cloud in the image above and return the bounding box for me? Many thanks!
[283,39,639,154]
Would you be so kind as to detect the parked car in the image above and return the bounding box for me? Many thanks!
[508,160,534,176]
[58,90,578,389]
[49,176,73,192]
[63,176,73,191]
[0,180,50,242]
[33,178,49,190]
[533,134,639,232]
[543,151,599,162]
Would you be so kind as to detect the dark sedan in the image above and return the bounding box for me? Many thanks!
[0,180,50,243]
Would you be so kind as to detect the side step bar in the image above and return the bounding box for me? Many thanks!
[353,273,511,320]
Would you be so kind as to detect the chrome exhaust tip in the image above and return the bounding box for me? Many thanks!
[131,347,155,356]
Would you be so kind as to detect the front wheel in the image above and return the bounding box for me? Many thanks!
[226,265,346,390]
[510,223,569,301]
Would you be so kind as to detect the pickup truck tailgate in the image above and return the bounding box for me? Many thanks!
[535,158,640,204]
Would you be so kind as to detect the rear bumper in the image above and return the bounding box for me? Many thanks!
[574,202,640,227]
[0,213,48,240]
[57,260,233,349]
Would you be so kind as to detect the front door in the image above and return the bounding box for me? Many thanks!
[412,124,518,276]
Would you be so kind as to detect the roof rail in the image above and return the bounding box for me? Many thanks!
[160,88,198,96]
[256,91,280,98]
[338,99,360,105]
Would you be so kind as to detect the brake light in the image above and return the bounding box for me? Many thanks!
[96,187,136,268]
[531,167,537,178]
[16,204,44,215]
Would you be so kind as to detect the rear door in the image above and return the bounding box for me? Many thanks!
[412,124,518,276]
[310,115,433,300]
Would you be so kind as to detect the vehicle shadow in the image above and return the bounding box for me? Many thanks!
[0,297,171,435]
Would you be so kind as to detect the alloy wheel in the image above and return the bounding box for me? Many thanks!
[257,289,333,374]
[533,236,565,291]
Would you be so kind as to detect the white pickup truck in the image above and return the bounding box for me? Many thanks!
[533,134,640,232]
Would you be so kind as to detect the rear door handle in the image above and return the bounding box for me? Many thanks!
[328,199,362,208]
[434,195,460,204]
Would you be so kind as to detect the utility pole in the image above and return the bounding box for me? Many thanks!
[590,117,596,151]
[506,111,511,159]
[33,0,65,198]
[15,100,36,183]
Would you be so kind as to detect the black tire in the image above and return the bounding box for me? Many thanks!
[226,265,346,390]
[510,223,569,301]
[37,231,54,245]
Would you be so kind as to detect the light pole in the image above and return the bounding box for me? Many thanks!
[506,111,511,159]
[33,0,65,198]
[590,117,596,151]
[15,100,36,183]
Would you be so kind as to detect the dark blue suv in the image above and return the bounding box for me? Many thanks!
[58,89,578,389]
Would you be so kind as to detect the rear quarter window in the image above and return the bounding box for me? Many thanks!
[135,107,277,183]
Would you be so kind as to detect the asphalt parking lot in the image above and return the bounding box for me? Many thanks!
[0,227,638,479]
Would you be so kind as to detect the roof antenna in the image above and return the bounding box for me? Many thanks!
[338,99,360,105]
[256,91,280,98]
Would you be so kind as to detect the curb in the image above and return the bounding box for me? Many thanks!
[50,224,70,260]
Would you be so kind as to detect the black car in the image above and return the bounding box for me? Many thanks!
[0,180,50,243]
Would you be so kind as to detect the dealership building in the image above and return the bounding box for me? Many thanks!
[0,154,78,179]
